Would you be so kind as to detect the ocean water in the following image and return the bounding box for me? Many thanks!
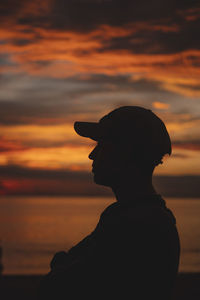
[0,196,199,275]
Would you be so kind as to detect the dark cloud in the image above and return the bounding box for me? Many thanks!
[0,164,89,180]
[160,110,200,125]
[177,82,200,91]
[171,153,190,159]
[0,0,24,18]
[153,175,200,198]
[0,101,71,125]
[0,54,17,67]
[0,99,99,125]
[1,0,199,56]
[85,75,165,93]
[173,140,200,151]
[11,38,37,46]
[15,0,169,31]
[31,60,52,67]
[0,74,180,125]
[0,164,111,196]
[0,139,27,153]
[44,0,198,33]
[48,1,200,55]
[1,164,200,197]
[100,18,200,54]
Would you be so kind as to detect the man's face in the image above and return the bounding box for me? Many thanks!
[88,139,132,187]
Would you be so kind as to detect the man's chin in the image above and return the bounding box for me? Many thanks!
[93,172,114,187]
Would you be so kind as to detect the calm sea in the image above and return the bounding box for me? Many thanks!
[0,196,199,274]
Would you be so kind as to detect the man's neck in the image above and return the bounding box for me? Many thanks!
[111,177,157,203]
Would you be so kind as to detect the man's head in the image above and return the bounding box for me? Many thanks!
[74,106,171,187]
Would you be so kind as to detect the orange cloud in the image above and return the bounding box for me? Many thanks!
[0,137,27,153]
[153,102,170,110]
[0,124,96,170]
[0,145,92,170]
[1,24,200,96]
[0,124,76,143]
[1,117,200,175]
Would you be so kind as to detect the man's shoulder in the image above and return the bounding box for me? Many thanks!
[100,200,176,232]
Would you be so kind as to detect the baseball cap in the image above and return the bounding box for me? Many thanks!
[74,106,171,165]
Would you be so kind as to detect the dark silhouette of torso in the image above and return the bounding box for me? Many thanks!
[38,194,180,300]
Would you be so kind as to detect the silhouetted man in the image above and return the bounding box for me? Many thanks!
[38,106,180,300]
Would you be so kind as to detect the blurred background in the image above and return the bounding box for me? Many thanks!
[0,0,200,276]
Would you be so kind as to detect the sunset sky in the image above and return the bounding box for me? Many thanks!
[0,0,200,196]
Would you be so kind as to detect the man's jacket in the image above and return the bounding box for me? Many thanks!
[38,194,180,300]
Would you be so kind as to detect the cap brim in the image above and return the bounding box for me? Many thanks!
[74,121,102,141]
